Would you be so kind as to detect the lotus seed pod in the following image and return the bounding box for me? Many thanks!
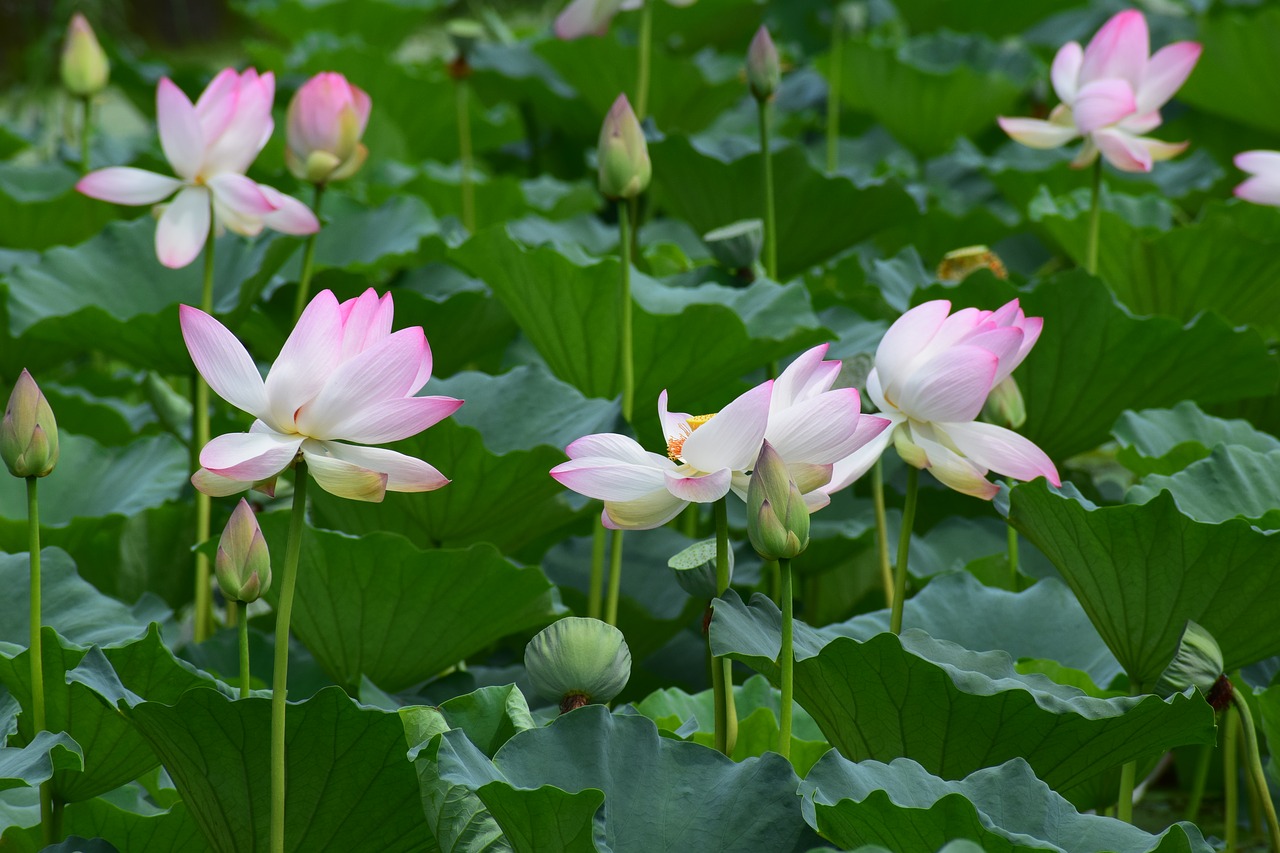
[746,26,780,102]
[703,219,764,273]
[746,441,809,561]
[1,370,59,479]
[61,14,110,97]
[982,376,1026,430]
[525,617,631,713]
[215,499,272,603]
[1156,620,1231,709]
[597,94,651,200]
[447,19,486,62]
[668,538,730,598]
[936,245,1008,283]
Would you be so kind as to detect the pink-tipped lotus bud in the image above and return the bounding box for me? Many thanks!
[597,94,651,200]
[525,617,631,714]
[747,26,780,102]
[215,499,272,603]
[285,72,372,185]
[1,370,59,479]
[746,441,809,561]
[61,14,110,97]
[982,376,1026,430]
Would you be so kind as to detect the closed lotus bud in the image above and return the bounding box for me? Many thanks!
[286,72,372,185]
[597,94,651,200]
[747,26,780,102]
[703,219,764,273]
[1,370,59,479]
[1156,620,1232,710]
[982,376,1026,430]
[525,617,631,713]
[746,441,810,561]
[668,538,730,599]
[215,499,271,603]
[61,14,110,97]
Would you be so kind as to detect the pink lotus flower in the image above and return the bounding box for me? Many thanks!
[1233,151,1280,207]
[77,68,320,269]
[997,10,1201,173]
[181,288,461,502]
[555,0,696,40]
[286,72,371,185]
[830,300,1060,500]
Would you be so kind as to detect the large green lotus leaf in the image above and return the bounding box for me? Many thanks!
[428,706,822,852]
[231,0,445,44]
[1127,445,1280,529]
[1177,5,1280,136]
[278,194,440,279]
[709,591,1215,803]
[393,265,519,378]
[2,217,296,371]
[451,227,827,407]
[650,0,763,54]
[650,136,920,279]
[1029,192,1280,339]
[257,514,563,693]
[916,272,1278,461]
[0,161,126,250]
[800,753,1211,853]
[0,626,213,803]
[816,31,1034,155]
[1113,401,1280,477]
[891,0,1085,36]
[1010,480,1280,688]
[0,730,82,792]
[308,365,617,553]
[0,798,207,853]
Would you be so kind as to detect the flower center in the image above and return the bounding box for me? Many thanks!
[666,413,715,461]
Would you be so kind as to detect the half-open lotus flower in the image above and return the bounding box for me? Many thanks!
[997,10,1201,173]
[1233,151,1280,207]
[829,299,1060,500]
[555,0,695,40]
[181,288,462,502]
[77,68,320,269]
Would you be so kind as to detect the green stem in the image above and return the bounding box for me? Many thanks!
[889,466,918,634]
[1185,742,1212,822]
[588,515,606,620]
[636,0,653,120]
[825,6,842,174]
[1232,690,1280,852]
[237,600,251,699]
[618,200,635,424]
[712,499,737,755]
[456,79,476,232]
[758,99,777,280]
[28,478,51,846]
[1007,518,1019,591]
[1086,159,1102,277]
[604,528,624,626]
[777,557,793,759]
[270,462,309,853]
[292,184,326,322]
[871,460,892,606]
[79,96,92,173]
[193,218,216,643]
[1117,682,1139,823]
[1226,705,1239,850]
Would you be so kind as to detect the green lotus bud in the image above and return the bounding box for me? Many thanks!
[1156,620,1232,710]
[1,370,59,479]
[215,499,271,603]
[746,441,810,561]
[703,219,764,273]
[597,94,651,201]
[982,375,1026,430]
[746,26,780,102]
[61,14,110,97]
[668,538,730,599]
[525,617,631,713]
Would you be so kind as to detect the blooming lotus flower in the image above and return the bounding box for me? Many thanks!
[829,300,1060,500]
[286,72,371,185]
[181,288,462,502]
[997,10,1201,173]
[77,68,320,269]
[555,0,696,40]
[1233,151,1280,207]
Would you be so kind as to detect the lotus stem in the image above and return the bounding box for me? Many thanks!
[237,601,251,699]
[889,466,919,634]
[758,99,777,280]
[604,528,624,626]
[1007,498,1019,590]
[1117,759,1136,823]
[28,478,52,846]
[292,184,326,322]
[777,556,794,759]
[588,515,606,620]
[1086,159,1102,277]
[455,79,476,233]
[193,214,216,643]
[825,6,842,174]
[1231,690,1280,852]
[636,0,653,120]
[1185,743,1211,823]
[1226,705,1239,850]
[617,199,635,423]
[270,461,309,853]
[79,96,92,173]
[712,498,738,756]
[871,460,893,606]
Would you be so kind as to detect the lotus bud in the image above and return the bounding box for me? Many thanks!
[1,370,59,479]
[215,499,272,603]
[746,441,810,561]
[1156,620,1232,710]
[746,26,780,102]
[982,376,1026,430]
[936,245,1008,283]
[703,219,764,274]
[597,94,651,200]
[61,14,110,98]
[285,72,372,185]
[668,538,729,599]
[525,617,631,713]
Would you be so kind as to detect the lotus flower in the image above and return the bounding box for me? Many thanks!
[829,300,1060,500]
[77,68,319,269]
[286,72,371,185]
[997,10,1201,173]
[1233,151,1280,207]
[555,0,696,40]
[181,288,462,502]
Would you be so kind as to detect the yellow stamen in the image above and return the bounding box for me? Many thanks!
[666,413,715,461]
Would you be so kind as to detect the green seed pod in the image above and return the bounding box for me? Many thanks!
[668,538,730,599]
[1,370,59,479]
[746,441,810,561]
[215,499,272,603]
[597,94,651,200]
[525,617,631,713]
[703,219,764,273]
[447,19,486,62]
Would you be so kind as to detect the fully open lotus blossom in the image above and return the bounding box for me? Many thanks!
[555,0,695,40]
[77,68,320,269]
[997,10,1201,173]
[286,72,371,185]
[181,288,461,502]
[830,300,1060,500]
[1233,151,1280,207]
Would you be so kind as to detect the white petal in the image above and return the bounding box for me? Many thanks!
[155,186,211,269]
[179,304,270,420]
[939,421,1060,486]
[681,381,773,473]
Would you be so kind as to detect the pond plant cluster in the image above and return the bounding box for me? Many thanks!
[2,0,1280,850]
